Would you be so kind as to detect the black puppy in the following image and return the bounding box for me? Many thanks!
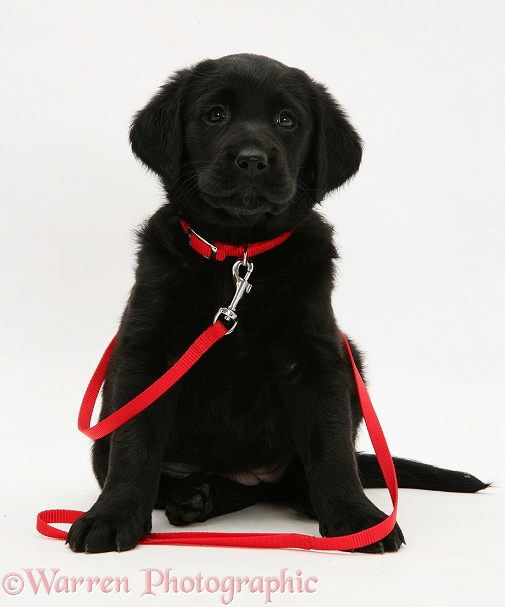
[67,54,487,554]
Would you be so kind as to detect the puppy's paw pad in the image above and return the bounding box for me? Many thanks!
[165,477,213,526]
[186,493,204,509]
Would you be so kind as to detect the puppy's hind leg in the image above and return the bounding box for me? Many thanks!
[163,473,262,526]
[161,457,317,526]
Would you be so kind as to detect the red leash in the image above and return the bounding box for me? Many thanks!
[37,224,398,551]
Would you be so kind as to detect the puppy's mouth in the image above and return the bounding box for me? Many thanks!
[199,182,296,217]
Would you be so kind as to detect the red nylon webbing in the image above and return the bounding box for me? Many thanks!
[37,331,398,552]
[180,219,294,261]
[78,321,229,440]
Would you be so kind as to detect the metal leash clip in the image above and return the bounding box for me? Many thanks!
[214,250,254,334]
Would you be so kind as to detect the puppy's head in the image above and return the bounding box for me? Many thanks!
[130,54,362,223]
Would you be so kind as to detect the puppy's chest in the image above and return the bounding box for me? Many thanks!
[166,318,298,465]
[161,343,290,468]
[166,256,303,378]
[165,259,294,342]
[179,331,292,415]
[158,259,303,465]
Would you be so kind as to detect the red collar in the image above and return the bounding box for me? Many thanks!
[180,218,294,261]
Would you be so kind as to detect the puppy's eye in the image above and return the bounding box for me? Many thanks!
[205,107,226,123]
[277,111,296,129]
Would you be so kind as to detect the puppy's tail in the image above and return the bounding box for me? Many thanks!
[357,453,490,493]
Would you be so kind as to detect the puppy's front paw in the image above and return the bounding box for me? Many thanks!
[165,474,213,526]
[319,501,405,554]
[352,521,405,554]
[66,506,151,553]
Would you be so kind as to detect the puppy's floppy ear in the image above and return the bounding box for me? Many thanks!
[129,68,192,189]
[311,83,363,201]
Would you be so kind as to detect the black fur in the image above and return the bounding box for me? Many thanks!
[67,54,487,554]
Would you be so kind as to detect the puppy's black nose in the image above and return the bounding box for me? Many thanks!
[236,149,268,174]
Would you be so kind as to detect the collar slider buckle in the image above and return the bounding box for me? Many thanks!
[187,227,218,261]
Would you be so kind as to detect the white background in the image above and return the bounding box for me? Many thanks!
[1,1,504,605]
